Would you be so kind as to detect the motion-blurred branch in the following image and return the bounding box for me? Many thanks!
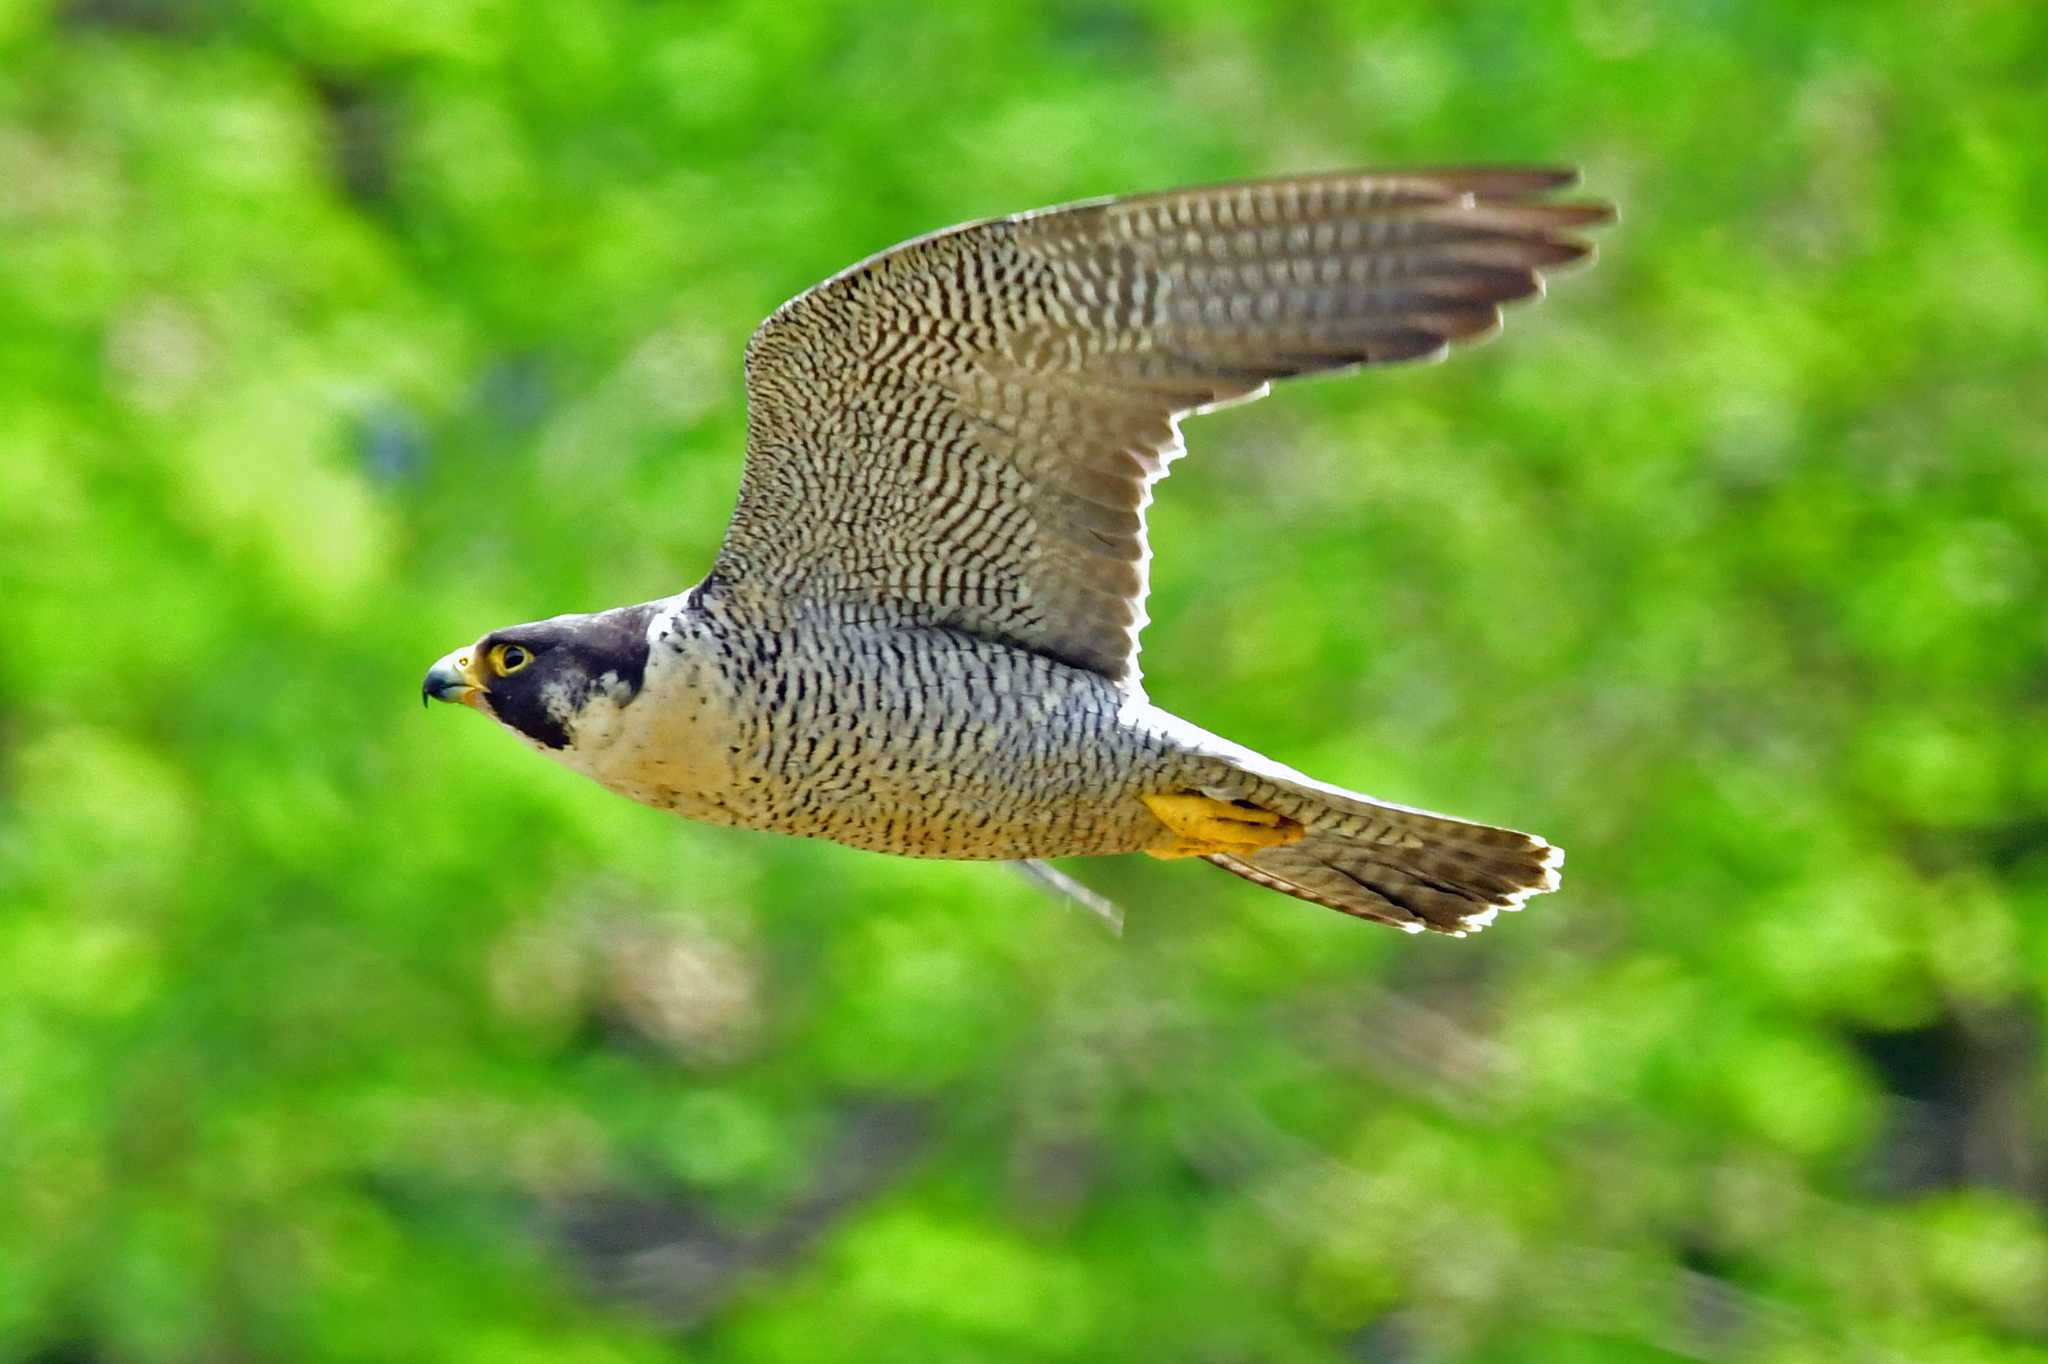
[555,1097,929,1328]
[1008,858,1125,936]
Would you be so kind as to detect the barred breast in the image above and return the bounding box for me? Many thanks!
[557,590,1184,859]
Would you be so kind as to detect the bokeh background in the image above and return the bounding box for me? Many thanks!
[4,1,2046,1360]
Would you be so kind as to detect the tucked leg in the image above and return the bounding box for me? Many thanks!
[1141,791,1306,860]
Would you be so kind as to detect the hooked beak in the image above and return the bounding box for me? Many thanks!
[422,648,488,709]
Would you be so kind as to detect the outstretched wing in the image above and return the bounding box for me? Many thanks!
[714,168,1611,688]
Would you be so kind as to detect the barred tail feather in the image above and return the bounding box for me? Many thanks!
[1203,763,1562,935]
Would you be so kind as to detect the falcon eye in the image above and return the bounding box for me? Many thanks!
[490,643,533,676]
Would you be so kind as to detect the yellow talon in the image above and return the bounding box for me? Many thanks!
[1141,791,1306,860]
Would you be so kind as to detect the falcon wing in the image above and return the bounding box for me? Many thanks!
[714,168,1611,688]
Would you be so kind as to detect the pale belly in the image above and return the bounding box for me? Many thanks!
[557,621,1188,860]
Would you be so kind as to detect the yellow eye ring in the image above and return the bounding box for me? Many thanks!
[490,643,532,676]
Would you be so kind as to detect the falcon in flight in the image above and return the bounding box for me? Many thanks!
[425,168,1611,934]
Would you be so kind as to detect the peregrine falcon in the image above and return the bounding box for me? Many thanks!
[425,168,1611,934]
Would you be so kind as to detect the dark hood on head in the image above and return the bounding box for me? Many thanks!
[481,602,658,750]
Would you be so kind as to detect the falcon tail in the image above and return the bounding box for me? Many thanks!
[1199,760,1562,935]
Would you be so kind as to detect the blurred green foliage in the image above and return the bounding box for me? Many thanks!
[3,0,2046,1359]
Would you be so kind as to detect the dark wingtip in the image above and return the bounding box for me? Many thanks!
[1399,166,1583,197]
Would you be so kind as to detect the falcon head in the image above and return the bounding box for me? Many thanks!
[422,604,655,751]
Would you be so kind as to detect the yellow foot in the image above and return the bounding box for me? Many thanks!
[1140,791,1306,860]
